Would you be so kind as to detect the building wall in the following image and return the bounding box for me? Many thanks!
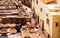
[56,0,60,4]
[52,15,60,38]
[41,8,60,38]
[32,0,40,15]
[43,9,52,35]
[40,0,56,4]
[32,0,60,38]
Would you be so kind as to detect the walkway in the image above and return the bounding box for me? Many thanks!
[38,27,46,38]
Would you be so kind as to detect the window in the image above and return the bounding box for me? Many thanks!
[46,14,48,17]
[48,34,50,38]
[37,16,39,23]
[56,22,58,27]
[47,18,49,25]
[36,0,38,4]
[40,8,42,12]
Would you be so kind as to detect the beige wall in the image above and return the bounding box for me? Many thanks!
[42,9,53,37]
[32,0,60,38]
[32,0,39,15]
[56,0,60,4]
[32,0,35,9]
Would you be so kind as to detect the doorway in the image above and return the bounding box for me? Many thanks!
[42,20,44,31]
